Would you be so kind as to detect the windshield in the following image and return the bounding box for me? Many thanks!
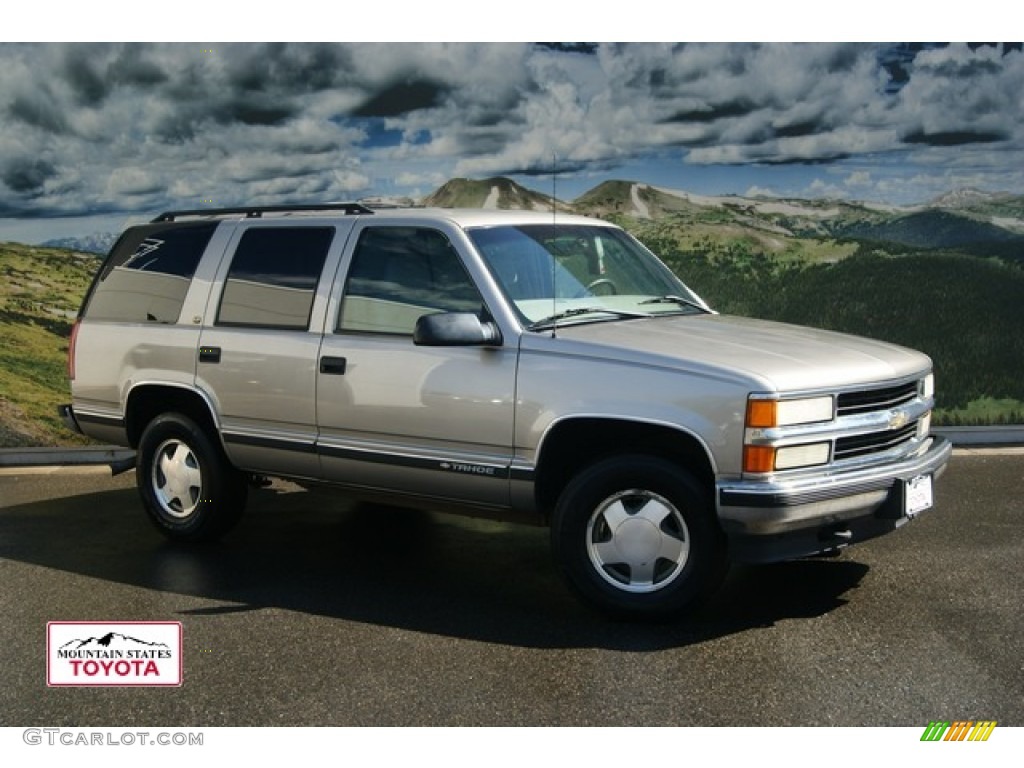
[467,224,710,327]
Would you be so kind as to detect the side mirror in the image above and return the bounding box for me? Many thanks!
[413,313,501,347]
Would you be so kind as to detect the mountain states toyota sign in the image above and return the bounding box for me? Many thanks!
[47,622,183,687]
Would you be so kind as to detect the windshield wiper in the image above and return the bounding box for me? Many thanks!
[638,295,711,314]
[528,306,648,331]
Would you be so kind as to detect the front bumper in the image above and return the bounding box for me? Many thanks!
[717,435,952,563]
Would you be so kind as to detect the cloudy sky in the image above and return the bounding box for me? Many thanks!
[2,40,1023,243]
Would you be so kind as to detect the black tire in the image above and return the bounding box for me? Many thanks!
[551,455,726,620]
[136,412,247,542]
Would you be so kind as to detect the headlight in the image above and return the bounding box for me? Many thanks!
[744,394,835,473]
[918,412,932,440]
[743,442,831,473]
[745,395,834,428]
[922,373,935,400]
[774,442,831,470]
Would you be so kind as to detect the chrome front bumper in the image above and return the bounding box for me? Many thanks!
[717,435,953,562]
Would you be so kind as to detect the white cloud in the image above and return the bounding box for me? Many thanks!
[1,42,1022,221]
[844,171,872,188]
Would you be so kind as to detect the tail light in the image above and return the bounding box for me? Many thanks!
[67,319,80,381]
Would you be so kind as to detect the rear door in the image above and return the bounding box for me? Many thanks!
[197,221,352,479]
[316,222,517,508]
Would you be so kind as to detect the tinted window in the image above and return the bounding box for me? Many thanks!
[468,224,701,324]
[83,222,216,323]
[338,227,483,335]
[217,227,334,329]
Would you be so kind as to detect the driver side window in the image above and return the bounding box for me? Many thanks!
[337,227,484,335]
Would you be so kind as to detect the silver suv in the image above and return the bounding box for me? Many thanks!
[61,204,952,618]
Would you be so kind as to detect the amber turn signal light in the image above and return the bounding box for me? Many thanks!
[743,445,776,473]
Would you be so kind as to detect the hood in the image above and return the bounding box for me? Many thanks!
[526,313,932,392]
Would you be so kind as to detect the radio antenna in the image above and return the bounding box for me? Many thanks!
[551,153,558,338]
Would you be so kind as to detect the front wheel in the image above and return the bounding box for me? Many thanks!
[136,412,247,542]
[551,455,726,620]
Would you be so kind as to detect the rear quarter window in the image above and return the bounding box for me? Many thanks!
[216,226,335,330]
[83,222,217,324]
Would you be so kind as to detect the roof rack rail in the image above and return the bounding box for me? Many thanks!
[151,203,375,223]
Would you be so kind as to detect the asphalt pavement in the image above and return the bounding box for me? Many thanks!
[0,451,1021,726]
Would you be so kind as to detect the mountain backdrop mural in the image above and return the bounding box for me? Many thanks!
[2,175,1022,445]
[2,43,1023,442]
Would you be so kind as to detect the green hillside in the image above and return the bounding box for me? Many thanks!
[634,233,1024,425]
[614,211,860,266]
[0,243,98,446]
[836,209,1023,250]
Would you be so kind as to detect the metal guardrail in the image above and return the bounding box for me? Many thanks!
[0,446,136,474]
[933,426,1024,446]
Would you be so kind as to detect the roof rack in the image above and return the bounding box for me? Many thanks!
[151,203,375,223]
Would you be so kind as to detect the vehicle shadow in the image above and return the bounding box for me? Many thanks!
[0,482,870,651]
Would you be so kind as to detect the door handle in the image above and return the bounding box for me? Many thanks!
[319,356,347,375]
[198,346,221,363]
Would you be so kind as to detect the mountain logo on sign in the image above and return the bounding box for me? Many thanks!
[60,632,170,652]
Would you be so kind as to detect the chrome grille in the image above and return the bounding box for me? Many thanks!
[836,382,918,417]
[834,423,917,460]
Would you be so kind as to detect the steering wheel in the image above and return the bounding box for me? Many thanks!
[582,277,618,297]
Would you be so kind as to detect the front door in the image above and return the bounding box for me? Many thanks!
[316,224,517,509]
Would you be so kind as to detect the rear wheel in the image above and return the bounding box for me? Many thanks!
[136,412,247,542]
[551,455,726,619]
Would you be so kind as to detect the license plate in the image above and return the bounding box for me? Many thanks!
[905,474,933,518]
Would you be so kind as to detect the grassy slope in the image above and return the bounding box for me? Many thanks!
[606,208,861,266]
[635,228,1024,424]
[0,243,98,446]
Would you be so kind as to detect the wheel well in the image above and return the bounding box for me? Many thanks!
[125,385,219,448]
[534,418,715,522]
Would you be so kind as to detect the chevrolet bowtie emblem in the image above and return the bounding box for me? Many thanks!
[889,411,910,430]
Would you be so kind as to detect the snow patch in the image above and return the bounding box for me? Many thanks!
[630,184,651,218]
[992,216,1024,233]
[861,200,920,214]
[483,186,500,209]
[654,185,842,219]
[753,202,840,219]
[652,185,728,207]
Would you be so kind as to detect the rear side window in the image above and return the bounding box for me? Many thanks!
[217,227,334,330]
[83,222,216,323]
